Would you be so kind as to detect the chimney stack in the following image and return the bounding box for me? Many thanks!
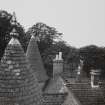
[90,69,101,88]
[53,52,63,77]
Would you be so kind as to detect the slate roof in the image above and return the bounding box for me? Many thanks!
[0,28,43,104]
[65,78,105,105]
[44,75,68,94]
[42,93,68,105]
[42,75,69,105]
[26,35,48,82]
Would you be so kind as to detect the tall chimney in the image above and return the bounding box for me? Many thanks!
[90,69,101,88]
[53,52,63,77]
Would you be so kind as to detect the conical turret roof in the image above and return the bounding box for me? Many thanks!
[26,35,48,82]
[0,13,43,105]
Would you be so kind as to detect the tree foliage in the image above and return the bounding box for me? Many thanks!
[0,10,26,59]
[41,41,71,76]
[3,11,104,78]
[79,45,105,77]
[26,23,73,76]
[26,22,62,52]
[0,10,11,59]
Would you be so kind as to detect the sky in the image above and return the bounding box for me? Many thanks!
[0,0,105,48]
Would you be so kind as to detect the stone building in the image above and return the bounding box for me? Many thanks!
[0,12,105,105]
[42,52,69,105]
[63,64,105,105]
[0,13,43,105]
[25,27,72,104]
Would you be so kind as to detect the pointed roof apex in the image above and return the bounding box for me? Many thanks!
[31,35,35,39]
[0,28,43,104]
[26,34,48,82]
[31,35,39,41]
[10,12,19,38]
[8,37,20,45]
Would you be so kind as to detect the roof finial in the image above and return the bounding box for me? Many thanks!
[31,34,35,39]
[31,34,39,42]
[11,12,17,26]
[10,12,19,37]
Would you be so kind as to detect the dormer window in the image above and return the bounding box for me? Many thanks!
[90,69,100,88]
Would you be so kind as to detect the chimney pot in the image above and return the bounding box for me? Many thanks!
[53,52,63,77]
[90,69,101,88]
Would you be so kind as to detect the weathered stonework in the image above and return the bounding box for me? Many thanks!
[0,30,43,104]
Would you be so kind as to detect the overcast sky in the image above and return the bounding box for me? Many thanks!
[0,0,105,48]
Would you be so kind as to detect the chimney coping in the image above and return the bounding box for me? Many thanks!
[90,69,101,75]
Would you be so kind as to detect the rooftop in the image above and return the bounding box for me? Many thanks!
[65,77,105,105]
